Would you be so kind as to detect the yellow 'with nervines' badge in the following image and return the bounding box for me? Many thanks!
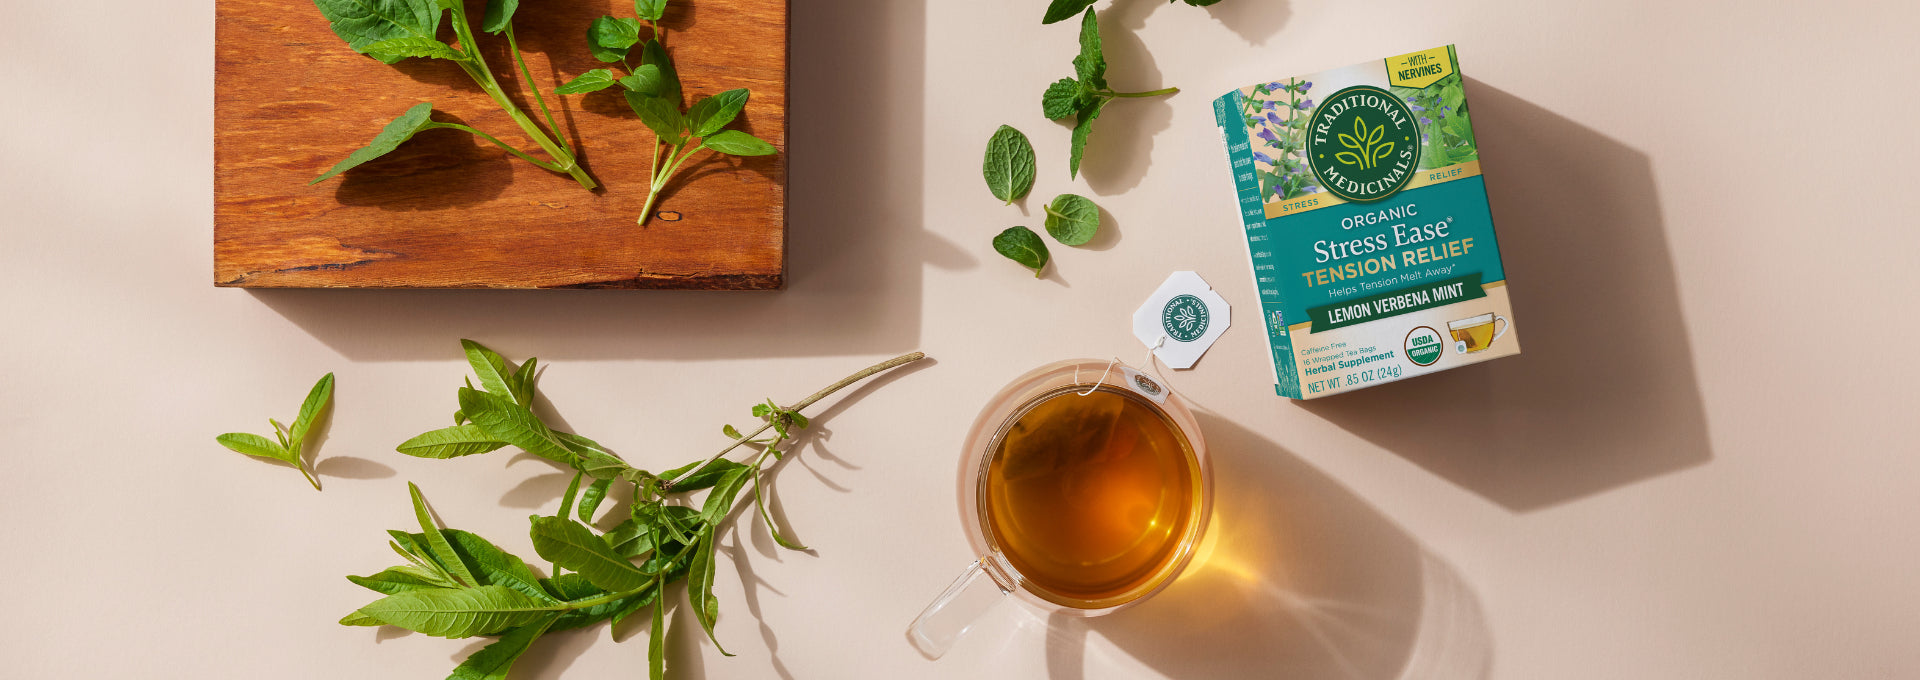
[1387,46,1454,89]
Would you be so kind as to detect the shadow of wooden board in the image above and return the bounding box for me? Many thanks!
[214,0,786,289]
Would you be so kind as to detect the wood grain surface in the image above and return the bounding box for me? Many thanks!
[214,0,786,289]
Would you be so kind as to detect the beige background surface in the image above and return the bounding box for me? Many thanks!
[3,0,1917,678]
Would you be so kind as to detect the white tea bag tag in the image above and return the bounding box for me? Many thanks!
[1132,271,1231,369]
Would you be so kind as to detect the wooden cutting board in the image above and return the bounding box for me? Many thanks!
[214,0,786,289]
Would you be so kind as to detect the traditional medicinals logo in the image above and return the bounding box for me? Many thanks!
[1161,294,1210,342]
[1307,85,1420,202]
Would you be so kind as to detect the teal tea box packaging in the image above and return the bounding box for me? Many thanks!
[1214,45,1520,399]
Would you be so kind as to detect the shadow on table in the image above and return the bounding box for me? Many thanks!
[1040,413,1491,680]
[252,0,971,364]
[1298,80,1713,512]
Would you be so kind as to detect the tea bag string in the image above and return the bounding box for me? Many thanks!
[1074,335,1183,399]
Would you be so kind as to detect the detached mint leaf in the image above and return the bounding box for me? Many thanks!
[588,16,642,61]
[982,125,1036,205]
[555,69,618,95]
[702,130,777,156]
[992,226,1051,277]
[361,36,464,64]
[635,0,669,21]
[687,89,750,139]
[314,0,444,53]
[481,0,519,34]
[1043,193,1101,245]
[1041,78,1083,120]
[1044,0,1098,24]
[310,102,437,185]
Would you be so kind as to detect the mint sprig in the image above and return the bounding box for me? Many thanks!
[552,1,780,225]
[346,341,927,680]
[1041,9,1179,178]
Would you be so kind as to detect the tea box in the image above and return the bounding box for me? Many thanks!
[1213,45,1521,399]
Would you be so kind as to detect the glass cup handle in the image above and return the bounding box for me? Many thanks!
[906,551,1018,659]
[1492,315,1510,343]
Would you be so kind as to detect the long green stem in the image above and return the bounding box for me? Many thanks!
[1106,86,1179,98]
[670,352,927,487]
[449,10,597,190]
[428,123,564,171]
[506,25,569,155]
[638,142,707,225]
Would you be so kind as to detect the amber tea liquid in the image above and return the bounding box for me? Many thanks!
[981,386,1202,606]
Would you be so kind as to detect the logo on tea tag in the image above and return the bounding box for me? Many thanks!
[1119,367,1170,404]
[1133,271,1231,369]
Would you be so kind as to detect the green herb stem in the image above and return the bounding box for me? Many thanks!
[670,352,927,487]
[427,123,564,171]
[505,25,570,156]
[449,8,598,190]
[1105,86,1179,98]
[297,461,321,491]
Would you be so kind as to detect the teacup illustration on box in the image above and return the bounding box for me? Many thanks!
[1447,313,1509,353]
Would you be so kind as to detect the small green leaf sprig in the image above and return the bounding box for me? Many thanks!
[346,340,926,680]
[552,0,779,225]
[1039,9,1178,179]
[309,0,597,190]
[215,373,334,490]
[1042,0,1223,25]
[1241,78,1320,202]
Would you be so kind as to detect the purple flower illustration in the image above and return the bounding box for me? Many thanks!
[1266,111,1284,125]
[1409,103,1426,112]
[1420,117,1432,125]
[1252,151,1274,164]
[1268,82,1285,91]
[1303,186,1320,193]
[1296,81,1313,93]
[1264,100,1279,110]
[1295,99,1313,110]
[1256,127,1280,143]
[1421,134,1430,144]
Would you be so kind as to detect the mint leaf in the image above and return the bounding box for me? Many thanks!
[687,89,750,139]
[687,527,732,655]
[700,466,753,525]
[1070,98,1108,179]
[638,40,682,105]
[626,92,685,141]
[671,459,749,493]
[588,16,642,61]
[355,585,548,639]
[1073,9,1108,91]
[507,356,538,405]
[310,102,437,185]
[1044,0,1098,24]
[619,64,666,96]
[348,566,446,595]
[635,0,669,21]
[555,69,617,95]
[1041,78,1083,120]
[982,125,1036,205]
[314,0,444,53]
[361,36,464,64]
[529,516,651,592]
[579,478,613,523]
[442,529,555,603]
[702,130,778,156]
[1043,194,1101,246]
[992,227,1051,277]
[481,0,519,34]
